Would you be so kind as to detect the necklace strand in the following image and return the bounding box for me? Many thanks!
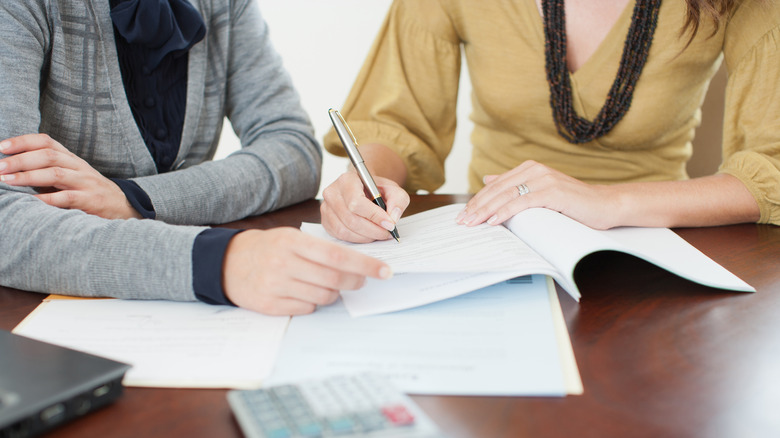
[543,0,662,144]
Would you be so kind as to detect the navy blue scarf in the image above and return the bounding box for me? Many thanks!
[111,0,206,69]
[110,0,206,172]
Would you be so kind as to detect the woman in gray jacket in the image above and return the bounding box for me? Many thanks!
[0,0,390,315]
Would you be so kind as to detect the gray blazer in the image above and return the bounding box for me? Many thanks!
[0,0,322,301]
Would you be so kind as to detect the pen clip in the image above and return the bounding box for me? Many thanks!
[328,108,382,199]
[329,109,360,148]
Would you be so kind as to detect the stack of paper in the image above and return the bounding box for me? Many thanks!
[13,277,581,396]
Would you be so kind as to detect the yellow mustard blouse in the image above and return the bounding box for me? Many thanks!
[324,0,780,225]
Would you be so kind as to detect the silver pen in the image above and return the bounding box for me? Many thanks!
[328,108,400,242]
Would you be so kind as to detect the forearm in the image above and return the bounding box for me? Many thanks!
[357,143,408,187]
[611,173,760,228]
[132,130,320,225]
[0,188,202,300]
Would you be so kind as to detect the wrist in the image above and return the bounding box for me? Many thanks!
[112,178,155,219]
[221,229,265,304]
[607,185,632,228]
[123,200,143,219]
[603,182,676,228]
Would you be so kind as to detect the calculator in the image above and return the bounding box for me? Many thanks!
[227,373,443,438]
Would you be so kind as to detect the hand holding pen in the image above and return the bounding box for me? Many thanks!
[323,109,408,242]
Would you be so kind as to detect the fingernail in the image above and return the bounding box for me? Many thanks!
[390,207,401,223]
[380,220,395,232]
[464,213,477,225]
[455,209,467,223]
[0,141,9,152]
[0,162,6,172]
[0,174,15,182]
[487,215,498,225]
[379,266,393,279]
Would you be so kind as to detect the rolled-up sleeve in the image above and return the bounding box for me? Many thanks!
[323,0,462,193]
[720,1,780,225]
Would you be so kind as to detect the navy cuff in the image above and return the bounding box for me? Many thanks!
[192,228,244,306]
[112,179,156,219]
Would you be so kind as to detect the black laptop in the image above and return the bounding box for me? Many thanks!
[0,329,130,438]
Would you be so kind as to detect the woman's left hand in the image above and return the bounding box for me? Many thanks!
[0,134,141,219]
[456,160,621,230]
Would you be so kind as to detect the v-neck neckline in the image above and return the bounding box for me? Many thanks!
[531,0,636,79]
[95,0,206,174]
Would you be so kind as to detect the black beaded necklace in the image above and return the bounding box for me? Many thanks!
[542,0,662,144]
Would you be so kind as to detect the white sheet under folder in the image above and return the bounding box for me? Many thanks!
[266,275,582,396]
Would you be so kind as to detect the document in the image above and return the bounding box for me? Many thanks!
[266,275,581,396]
[303,204,754,317]
[14,299,289,389]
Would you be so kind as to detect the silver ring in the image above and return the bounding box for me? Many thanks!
[517,183,530,197]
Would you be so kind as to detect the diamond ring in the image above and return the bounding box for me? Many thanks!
[517,183,530,197]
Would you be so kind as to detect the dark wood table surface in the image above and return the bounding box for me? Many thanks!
[2,194,779,438]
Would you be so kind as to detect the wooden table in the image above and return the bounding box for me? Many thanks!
[2,194,779,437]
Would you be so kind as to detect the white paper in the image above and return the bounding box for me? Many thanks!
[301,204,554,274]
[341,271,525,318]
[266,275,571,396]
[14,299,289,388]
[302,204,562,317]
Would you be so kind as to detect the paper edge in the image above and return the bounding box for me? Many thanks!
[12,300,51,333]
[122,379,265,390]
[547,276,584,395]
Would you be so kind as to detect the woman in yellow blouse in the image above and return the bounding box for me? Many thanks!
[320,0,780,243]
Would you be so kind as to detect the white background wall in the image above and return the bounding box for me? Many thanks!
[216,0,474,196]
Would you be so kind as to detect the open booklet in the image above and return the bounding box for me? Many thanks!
[301,203,754,317]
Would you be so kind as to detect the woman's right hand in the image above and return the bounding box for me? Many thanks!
[222,228,393,315]
[320,172,410,243]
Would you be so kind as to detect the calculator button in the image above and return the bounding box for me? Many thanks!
[354,410,388,432]
[326,416,356,435]
[262,425,293,438]
[294,422,323,437]
[382,404,415,426]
